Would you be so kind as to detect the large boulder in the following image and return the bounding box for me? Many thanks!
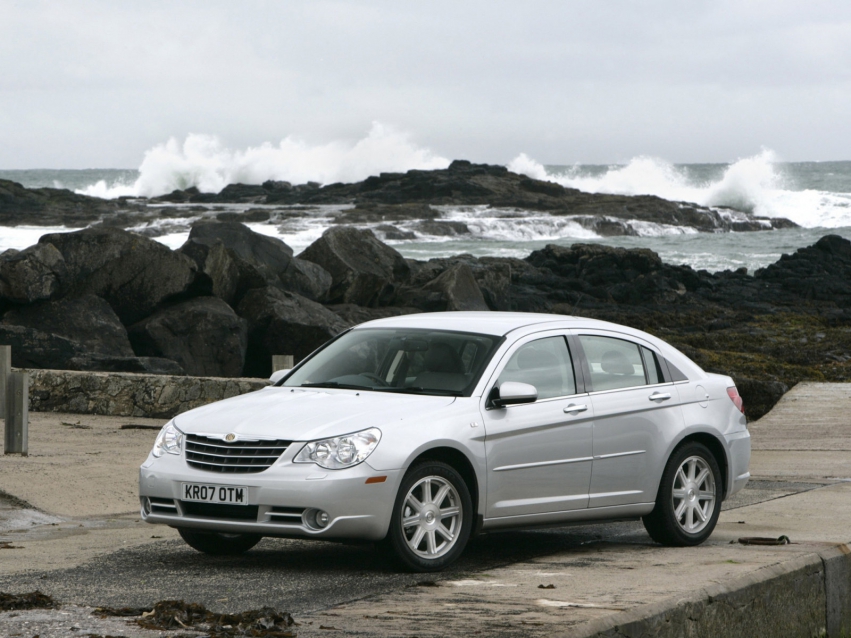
[188,221,293,279]
[186,222,331,302]
[129,297,248,378]
[2,294,135,358]
[299,226,410,306]
[279,257,333,302]
[396,263,489,312]
[40,227,197,324]
[0,297,183,374]
[237,286,348,377]
[179,239,241,305]
[0,243,66,303]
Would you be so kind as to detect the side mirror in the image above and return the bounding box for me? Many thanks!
[490,381,538,408]
[269,369,291,385]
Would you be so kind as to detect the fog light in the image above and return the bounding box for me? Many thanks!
[303,508,330,530]
[141,497,152,516]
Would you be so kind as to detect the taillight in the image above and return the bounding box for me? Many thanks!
[727,387,744,414]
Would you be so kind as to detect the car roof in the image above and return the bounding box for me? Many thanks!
[355,311,625,337]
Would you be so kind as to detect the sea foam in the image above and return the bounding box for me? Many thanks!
[79,123,450,199]
[509,150,851,229]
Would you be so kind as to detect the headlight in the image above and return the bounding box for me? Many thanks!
[152,422,184,458]
[293,428,381,470]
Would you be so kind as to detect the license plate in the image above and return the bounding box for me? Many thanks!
[181,483,249,505]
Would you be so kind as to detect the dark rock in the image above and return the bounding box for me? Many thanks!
[414,221,470,236]
[279,257,332,302]
[327,304,421,327]
[2,294,135,358]
[237,286,348,377]
[0,179,124,227]
[186,221,331,302]
[214,183,268,203]
[179,239,240,305]
[299,227,410,306]
[0,323,83,369]
[375,225,417,241]
[398,263,489,312]
[0,243,66,303]
[215,208,271,222]
[188,221,294,277]
[755,234,851,306]
[40,228,198,325]
[129,297,248,378]
[333,203,440,225]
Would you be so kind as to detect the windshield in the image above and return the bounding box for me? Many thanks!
[283,328,503,396]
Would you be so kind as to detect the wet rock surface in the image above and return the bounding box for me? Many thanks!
[237,286,348,377]
[128,296,248,378]
[299,226,410,306]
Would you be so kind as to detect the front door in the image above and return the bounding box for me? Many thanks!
[482,333,594,518]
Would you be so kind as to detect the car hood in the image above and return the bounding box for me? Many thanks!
[172,387,457,441]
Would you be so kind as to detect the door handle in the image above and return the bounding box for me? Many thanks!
[564,403,588,414]
[649,392,672,401]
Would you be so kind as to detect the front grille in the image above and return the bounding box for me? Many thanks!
[185,434,291,474]
[181,501,260,521]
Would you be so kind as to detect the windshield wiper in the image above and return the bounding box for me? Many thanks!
[298,382,371,390]
[373,386,462,397]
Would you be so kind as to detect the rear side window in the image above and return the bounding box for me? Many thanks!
[579,335,647,392]
[497,336,576,400]
[641,347,664,385]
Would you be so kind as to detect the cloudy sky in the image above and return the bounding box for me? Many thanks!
[2,0,850,169]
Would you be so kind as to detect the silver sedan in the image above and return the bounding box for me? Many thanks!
[139,312,750,571]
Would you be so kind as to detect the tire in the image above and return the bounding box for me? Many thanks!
[177,528,262,555]
[385,461,473,572]
[643,442,723,547]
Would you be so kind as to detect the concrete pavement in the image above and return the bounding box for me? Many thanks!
[0,382,849,636]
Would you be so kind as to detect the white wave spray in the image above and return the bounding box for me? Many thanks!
[509,150,851,228]
[79,123,450,199]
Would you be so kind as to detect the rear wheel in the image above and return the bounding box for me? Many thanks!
[385,461,473,572]
[177,528,262,555]
[643,442,722,546]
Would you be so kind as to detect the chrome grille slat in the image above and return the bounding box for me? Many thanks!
[185,434,291,474]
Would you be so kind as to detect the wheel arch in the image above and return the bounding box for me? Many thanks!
[672,432,729,499]
[408,446,481,532]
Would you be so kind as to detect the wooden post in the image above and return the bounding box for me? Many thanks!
[4,371,28,456]
[272,355,294,372]
[0,346,10,416]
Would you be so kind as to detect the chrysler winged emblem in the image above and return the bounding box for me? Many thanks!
[225,433,237,442]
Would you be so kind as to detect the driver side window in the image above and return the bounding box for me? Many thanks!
[497,336,576,400]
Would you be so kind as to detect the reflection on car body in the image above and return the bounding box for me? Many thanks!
[140,312,750,571]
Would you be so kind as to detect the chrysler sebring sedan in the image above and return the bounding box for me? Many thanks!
[139,312,750,571]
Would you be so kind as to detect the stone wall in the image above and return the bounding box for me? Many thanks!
[25,369,268,419]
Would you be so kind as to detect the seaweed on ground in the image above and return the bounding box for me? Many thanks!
[0,590,57,611]
[95,599,297,637]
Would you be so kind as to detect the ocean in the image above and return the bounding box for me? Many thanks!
[2,148,851,274]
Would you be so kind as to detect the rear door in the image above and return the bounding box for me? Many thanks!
[574,331,685,509]
[481,331,594,518]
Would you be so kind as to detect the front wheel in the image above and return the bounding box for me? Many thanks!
[643,442,723,546]
[385,461,473,572]
[178,528,262,555]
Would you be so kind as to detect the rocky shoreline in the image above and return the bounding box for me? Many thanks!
[1,160,795,239]
[1,163,847,420]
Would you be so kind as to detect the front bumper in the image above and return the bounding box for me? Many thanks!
[138,449,402,541]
